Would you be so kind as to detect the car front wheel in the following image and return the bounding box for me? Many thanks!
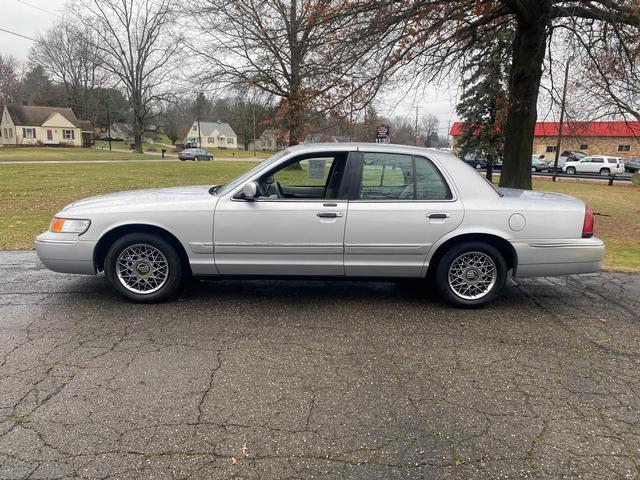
[435,242,507,308]
[104,233,185,303]
[566,166,576,175]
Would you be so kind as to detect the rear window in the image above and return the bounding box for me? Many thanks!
[607,158,618,163]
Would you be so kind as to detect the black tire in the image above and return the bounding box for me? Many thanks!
[599,168,610,176]
[104,233,185,303]
[566,166,576,175]
[434,241,507,308]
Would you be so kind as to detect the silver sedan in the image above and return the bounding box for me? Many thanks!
[35,143,604,307]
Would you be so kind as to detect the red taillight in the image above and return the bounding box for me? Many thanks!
[582,206,594,238]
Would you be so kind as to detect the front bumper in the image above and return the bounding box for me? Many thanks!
[512,237,605,278]
[35,230,97,275]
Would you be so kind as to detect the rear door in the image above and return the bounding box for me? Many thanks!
[344,150,463,277]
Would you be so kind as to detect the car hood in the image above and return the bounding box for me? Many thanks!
[60,185,216,215]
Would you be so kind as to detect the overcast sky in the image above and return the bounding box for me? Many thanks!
[1,0,458,136]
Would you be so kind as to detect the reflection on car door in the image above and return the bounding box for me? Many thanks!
[344,151,464,277]
[213,152,352,275]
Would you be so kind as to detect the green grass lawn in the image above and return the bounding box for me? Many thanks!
[0,162,638,271]
[203,147,274,158]
[0,147,151,161]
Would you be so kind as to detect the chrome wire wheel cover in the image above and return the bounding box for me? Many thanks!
[447,251,497,300]
[116,244,169,294]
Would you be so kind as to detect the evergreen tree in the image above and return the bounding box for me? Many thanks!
[456,31,512,181]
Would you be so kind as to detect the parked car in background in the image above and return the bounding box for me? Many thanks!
[463,154,486,170]
[624,157,640,173]
[531,156,547,172]
[178,148,213,161]
[546,150,584,170]
[559,150,587,163]
[35,143,604,308]
[563,155,625,176]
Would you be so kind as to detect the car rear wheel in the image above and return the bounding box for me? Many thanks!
[599,168,610,176]
[435,242,507,308]
[104,233,184,303]
[566,166,576,175]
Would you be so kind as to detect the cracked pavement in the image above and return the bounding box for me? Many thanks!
[0,251,639,479]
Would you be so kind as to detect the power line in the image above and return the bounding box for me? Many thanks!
[0,27,41,43]
[15,0,62,18]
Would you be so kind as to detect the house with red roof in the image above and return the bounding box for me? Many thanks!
[449,121,640,160]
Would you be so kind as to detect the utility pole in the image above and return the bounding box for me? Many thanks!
[414,106,419,146]
[252,102,256,158]
[196,92,202,149]
[552,56,574,182]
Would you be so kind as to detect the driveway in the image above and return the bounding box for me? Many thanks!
[0,251,639,479]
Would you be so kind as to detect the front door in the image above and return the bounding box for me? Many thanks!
[214,151,352,275]
[344,151,464,277]
[46,129,53,142]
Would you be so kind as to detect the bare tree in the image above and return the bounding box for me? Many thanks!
[187,0,397,146]
[72,0,181,152]
[568,28,640,122]
[0,55,20,110]
[30,21,108,121]
[365,0,640,189]
[420,113,440,147]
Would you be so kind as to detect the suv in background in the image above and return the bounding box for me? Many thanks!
[563,155,625,176]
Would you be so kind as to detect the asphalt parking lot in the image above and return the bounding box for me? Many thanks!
[0,252,639,479]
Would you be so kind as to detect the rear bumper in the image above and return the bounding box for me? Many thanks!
[35,231,97,275]
[512,237,605,278]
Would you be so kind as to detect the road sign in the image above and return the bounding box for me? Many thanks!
[375,125,390,143]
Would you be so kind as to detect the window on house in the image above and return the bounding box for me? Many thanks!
[22,128,35,139]
[227,138,233,144]
[2,128,6,138]
[580,144,588,150]
[545,145,558,153]
[618,144,631,152]
[192,125,197,131]
[63,129,75,140]
[9,129,13,139]
[207,137,214,143]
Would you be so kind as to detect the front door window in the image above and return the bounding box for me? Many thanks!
[254,153,347,199]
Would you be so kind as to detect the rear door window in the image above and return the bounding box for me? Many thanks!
[359,153,451,200]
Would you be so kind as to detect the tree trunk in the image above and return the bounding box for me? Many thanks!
[486,155,493,183]
[132,103,144,153]
[499,18,548,190]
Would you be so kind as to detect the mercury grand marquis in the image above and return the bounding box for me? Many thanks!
[35,143,604,307]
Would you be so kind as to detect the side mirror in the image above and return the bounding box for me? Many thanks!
[243,181,258,200]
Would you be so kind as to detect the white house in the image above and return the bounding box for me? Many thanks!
[185,120,237,149]
[1,104,93,147]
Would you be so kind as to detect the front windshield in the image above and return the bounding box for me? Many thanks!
[216,150,289,195]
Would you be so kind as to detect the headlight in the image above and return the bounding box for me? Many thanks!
[49,218,91,234]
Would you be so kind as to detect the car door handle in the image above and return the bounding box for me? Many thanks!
[317,212,343,218]
[427,213,450,219]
